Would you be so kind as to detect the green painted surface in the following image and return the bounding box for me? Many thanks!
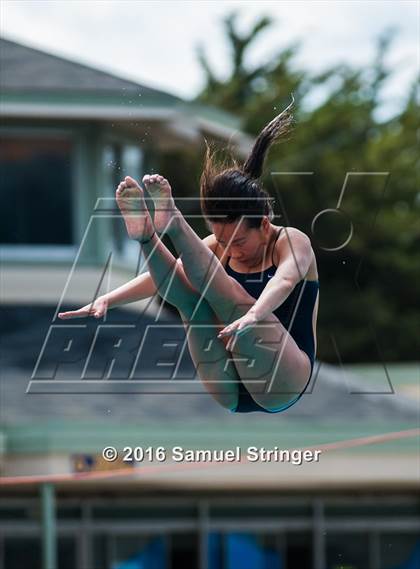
[3,420,418,455]
[343,363,420,403]
[343,363,419,386]
[41,483,57,569]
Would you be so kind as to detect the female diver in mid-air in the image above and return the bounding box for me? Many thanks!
[59,102,320,414]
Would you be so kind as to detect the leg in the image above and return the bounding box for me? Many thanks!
[177,300,241,412]
[228,314,312,410]
[189,280,312,411]
[143,174,248,316]
[143,174,312,410]
[116,177,239,411]
[115,175,197,312]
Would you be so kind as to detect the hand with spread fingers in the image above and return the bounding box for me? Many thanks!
[58,296,109,320]
[218,310,259,350]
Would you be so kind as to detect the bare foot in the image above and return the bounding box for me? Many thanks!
[115,176,154,241]
[142,174,177,234]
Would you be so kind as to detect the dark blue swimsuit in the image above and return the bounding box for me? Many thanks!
[225,227,319,414]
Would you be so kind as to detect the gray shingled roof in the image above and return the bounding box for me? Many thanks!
[0,36,246,137]
[1,305,418,493]
[0,37,180,103]
[1,305,418,426]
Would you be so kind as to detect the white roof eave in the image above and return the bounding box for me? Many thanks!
[0,101,253,153]
[0,102,177,121]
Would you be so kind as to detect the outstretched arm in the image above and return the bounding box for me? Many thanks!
[58,227,214,320]
[102,271,157,308]
[58,270,158,319]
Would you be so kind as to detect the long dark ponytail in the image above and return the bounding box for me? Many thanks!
[242,95,294,179]
[200,96,294,228]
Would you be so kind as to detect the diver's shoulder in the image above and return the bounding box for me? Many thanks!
[202,233,217,249]
[202,233,225,261]
[273,225,316,270]
[276,226,313,249]
[280,225,311,240]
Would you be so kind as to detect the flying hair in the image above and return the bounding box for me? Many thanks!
[200,95,295,228]
[242,93,295,179]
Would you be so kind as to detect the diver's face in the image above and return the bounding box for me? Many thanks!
[211,219,267,263]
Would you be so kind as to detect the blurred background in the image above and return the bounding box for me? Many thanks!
[0,1,419,568]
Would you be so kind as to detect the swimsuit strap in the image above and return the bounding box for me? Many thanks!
[270,226,283,267]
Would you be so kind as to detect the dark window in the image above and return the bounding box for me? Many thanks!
[4,537,41,569]
[3,536,75,569]
[92,505,197,520]
[170,533,199,569]
[380,534,420,569]
[93,534,167,568]
[0,136,73,245]
[58,537,77,569]
[210,504,311,519]
[286,532,312,569]
[326,532,369,569]
[325,502,420,518]
[92,535,107,569]
[209,532,287,569]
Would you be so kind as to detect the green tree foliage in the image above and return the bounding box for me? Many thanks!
[194,14,419,362]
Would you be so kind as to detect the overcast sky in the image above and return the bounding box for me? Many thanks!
[1,1,419,119]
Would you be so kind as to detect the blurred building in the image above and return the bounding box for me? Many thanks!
[1,362,419,569]
[1,37,419,569]
[0,37,251,307]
